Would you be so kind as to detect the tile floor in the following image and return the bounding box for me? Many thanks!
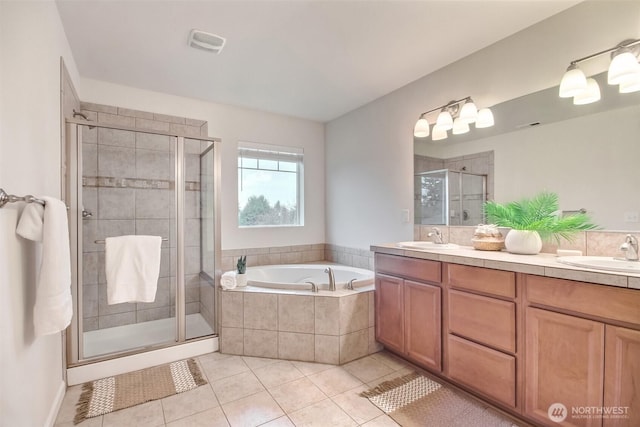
[54,351,521,427]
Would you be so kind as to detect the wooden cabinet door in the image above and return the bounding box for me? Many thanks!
[525,307,605,427]
[404,280,441,371]
[375,274,404,354]
[604,325,640,427]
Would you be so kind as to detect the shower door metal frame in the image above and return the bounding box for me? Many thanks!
[448,170,487,226]
[414,169,487,226]
[65,118,221,366]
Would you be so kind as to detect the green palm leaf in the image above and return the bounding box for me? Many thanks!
[484,191,598,243]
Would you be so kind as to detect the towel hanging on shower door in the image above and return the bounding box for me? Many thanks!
[105,235,162,305]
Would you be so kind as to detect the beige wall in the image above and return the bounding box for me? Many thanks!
[0,1,80,425]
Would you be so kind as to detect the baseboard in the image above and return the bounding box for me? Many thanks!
[45,380,67,427]
[67,337,218,385]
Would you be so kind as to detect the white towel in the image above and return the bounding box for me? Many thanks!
[106,235,162,304]
[220,271,237,290]
[16,197,73,337]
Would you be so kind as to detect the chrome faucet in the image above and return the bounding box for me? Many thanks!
[306,281,319,293]
[428,227,444,244]
[324,267,336,291]
[620,234,639,261]
[346,278,357,290]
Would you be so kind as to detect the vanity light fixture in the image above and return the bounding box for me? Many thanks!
[559,38,640,105]
[573,78,601,105]
[475,108,495,128]
[413,97,494,141]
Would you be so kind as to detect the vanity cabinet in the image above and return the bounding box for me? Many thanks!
[604,326,640,427]
[524,275,640,427]
[444,264,519,409]
[375,274,404,354]
[372,248,640,427]
[375,254,442,372]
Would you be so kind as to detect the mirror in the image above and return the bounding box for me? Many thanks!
[414,71,640,231]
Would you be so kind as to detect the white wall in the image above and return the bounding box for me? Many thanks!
[0,1,80,426]
[79,79,325,250]
[325,1,640,249]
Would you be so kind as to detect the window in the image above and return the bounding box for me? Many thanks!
[238,141,303,227]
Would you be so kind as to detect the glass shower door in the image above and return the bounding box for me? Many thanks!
[79,125,178,358]
[460,173,487,225]
[414,170,448,225]
[183,138,216,340]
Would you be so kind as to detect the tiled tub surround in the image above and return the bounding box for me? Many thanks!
[79,102,215,332]
[220,286,383,365]
[221,244,374,271]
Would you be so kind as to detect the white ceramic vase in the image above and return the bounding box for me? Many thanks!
[236,273,248,287]
[504,230,542,255]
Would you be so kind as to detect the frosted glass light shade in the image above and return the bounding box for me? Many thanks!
[414,117,430,137]
[559,65,587,98]
[431,124,448,141]
[475,108,494,128]
[459,101,478,123]
[573,78,601,105]
[436,111,453,131]
[619,73,640,93]
[608,50,640,85]
[452,118,470,135]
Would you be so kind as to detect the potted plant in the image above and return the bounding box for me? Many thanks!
[236,255,247,287]
[484,191,597,254]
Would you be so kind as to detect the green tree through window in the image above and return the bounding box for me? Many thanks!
[238,142,303,227]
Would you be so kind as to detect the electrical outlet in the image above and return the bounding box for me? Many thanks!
[624,212,639,222]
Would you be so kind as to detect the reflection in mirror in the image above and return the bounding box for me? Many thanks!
[414,71,640,230]
[414,169,486,226]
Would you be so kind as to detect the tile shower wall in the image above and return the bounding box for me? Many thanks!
[80,102,211,331]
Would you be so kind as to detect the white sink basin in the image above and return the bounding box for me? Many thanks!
[557,256,640,274]
[397,241,460,251]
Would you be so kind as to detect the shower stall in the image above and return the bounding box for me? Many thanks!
[64,118,220,369]
[414,169,487,226]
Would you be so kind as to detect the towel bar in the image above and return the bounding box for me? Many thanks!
[94,237,169,244]
[0,188,45,208]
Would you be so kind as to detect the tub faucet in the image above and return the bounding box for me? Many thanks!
[620,234,639,261]
[324,267,336,291]
[428,227,444,244]
[347,278,357,290]
[306,281,319,293]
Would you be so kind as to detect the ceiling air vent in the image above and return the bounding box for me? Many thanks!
[188,29,226,54]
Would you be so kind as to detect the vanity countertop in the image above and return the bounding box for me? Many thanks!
[371,243,640,290]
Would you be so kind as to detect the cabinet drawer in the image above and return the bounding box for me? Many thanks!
[376,253,441,284]
[449,290,516,353]
[526,275,640,326]
[448,264,515,299]
[447,335,516,408]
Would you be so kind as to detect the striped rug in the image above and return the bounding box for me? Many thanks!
[74,359,207,424]
[360,372,519,426]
